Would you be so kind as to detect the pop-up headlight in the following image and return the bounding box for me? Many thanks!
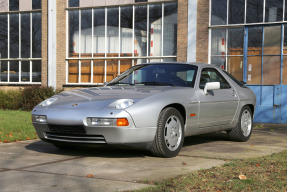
[114,99,134,109]
[39,97,57,107]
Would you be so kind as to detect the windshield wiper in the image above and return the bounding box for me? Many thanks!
[135,82,175,86]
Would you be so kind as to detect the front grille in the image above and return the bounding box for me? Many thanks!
[44,132,106,144]
[48,125,86,135]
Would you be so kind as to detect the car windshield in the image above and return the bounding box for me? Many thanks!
[108,64,198,87]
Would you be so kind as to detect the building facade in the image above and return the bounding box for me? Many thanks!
[0,0,286,123]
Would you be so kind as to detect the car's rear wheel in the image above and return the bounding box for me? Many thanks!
[228,106,253,142]
[151,107,184,158]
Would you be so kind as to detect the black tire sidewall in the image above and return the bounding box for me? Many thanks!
[234,106,253,142]
[157,108,184,157]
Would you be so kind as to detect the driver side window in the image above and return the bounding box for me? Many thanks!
[199,68,231,89]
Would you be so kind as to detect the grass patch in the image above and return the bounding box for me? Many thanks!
[139,150,287,192]
[0,110,37,143]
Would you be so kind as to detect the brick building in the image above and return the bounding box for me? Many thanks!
[0,0,286,123]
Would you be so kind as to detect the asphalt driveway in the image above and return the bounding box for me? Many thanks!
[0,124,287,192]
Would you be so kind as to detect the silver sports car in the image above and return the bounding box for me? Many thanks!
[32,62,256,157]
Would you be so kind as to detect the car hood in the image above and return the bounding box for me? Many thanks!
[42,86,185,110]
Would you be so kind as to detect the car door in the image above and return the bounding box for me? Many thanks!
[196,67,239,128]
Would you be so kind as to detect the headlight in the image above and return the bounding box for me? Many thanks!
[85,117,129,127]
[114,99,134,109]
[32,115,47,123]
[39,97,57,107]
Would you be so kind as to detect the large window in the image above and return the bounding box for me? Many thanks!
[67,2,178,84]
[0,0,42,84]
[210,0,287,85]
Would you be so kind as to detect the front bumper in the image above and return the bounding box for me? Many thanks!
[32,107,157,144]
[33,123,157,144]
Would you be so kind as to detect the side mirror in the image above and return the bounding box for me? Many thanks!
[204,82,220,95]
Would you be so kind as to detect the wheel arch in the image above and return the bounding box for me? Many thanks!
[162,103,186,125]
[245,104,255,117]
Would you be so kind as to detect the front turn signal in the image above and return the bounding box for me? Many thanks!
[117,118,129,126]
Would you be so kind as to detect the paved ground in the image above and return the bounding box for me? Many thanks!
[0,123,287,192]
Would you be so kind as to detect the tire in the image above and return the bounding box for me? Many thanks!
[228,106,253,142]
[151,107,184,158]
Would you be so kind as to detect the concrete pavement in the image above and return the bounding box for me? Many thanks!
[0,124,286,192]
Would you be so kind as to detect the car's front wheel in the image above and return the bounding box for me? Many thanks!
[151,107,184,158]
[228,106,253,142]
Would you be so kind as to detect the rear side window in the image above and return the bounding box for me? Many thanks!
[199,68,231,89]
[223,70,247,88]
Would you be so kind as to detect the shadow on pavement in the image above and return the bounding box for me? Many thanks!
[183,131,230,147]
[25,132,231,158]
[25,140,150,158]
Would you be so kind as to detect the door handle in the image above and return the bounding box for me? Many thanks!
[232,90,237,97]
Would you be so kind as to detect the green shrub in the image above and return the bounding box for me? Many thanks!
[0,86,62,111]
[20,86,62,111]
[0,90,22,110]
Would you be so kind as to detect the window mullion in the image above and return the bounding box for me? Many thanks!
[118,7,121,75]
[19,13,21,82]
[104,7,107,82]
[79,10,81,83]
[161,3,164,62]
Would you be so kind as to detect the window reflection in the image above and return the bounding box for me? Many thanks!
[21,14,30,58]
[211,0,227,25]
[9,61,19,82]
[21,61,30,82]
[32,61,41,82]
[0,61,8,82]
[265,0,283,22]
[228,0,245,24]
[32,0,41,10]
[227,56,243,81]
[32,13,41,58]
[263,56,280,85]
[211,56,225,70]
[228,28,244,55]
[93,8,105,54]
[248,27,262,56]
[69,10,79,57]
[9,0,19,11]
[0,15,8,59]
[135,5,147,62]
[81,9,92,57]
[246,0,263,23]
[120,6,133,56]
[10,14,19,58]
[211,28,226,56]
[107,7,119,54]
[247,56,262,84]
[264,26,281,55]
[149,3,162,58]
[163,3,177,56]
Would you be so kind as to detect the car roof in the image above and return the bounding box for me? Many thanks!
[137,62,219,69]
